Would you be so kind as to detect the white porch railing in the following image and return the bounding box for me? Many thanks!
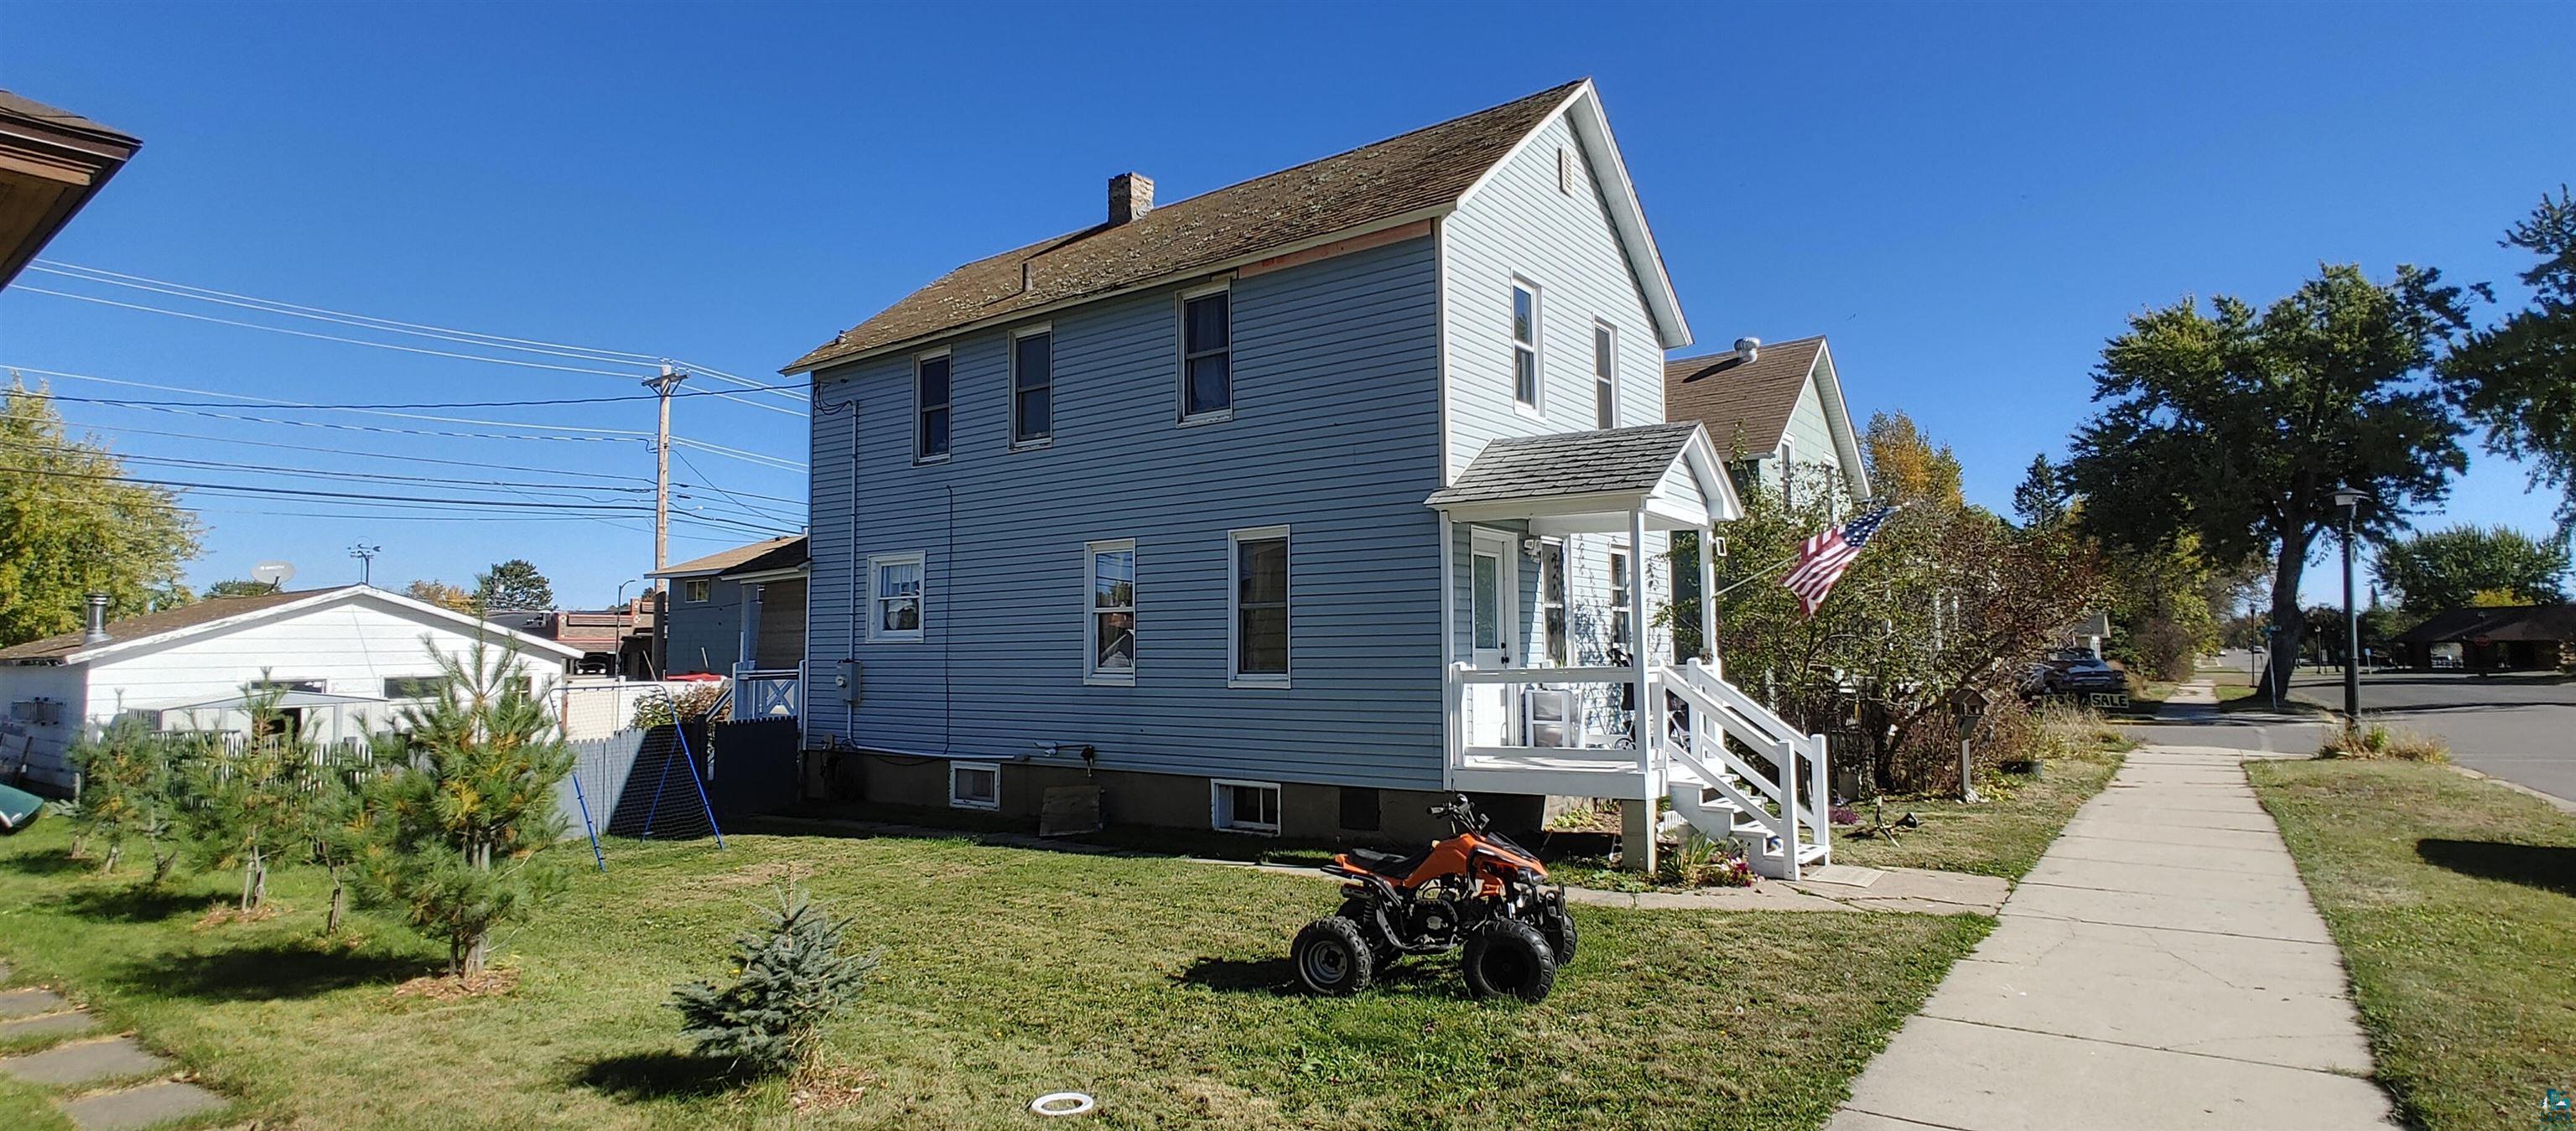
[1443,658,1831,879]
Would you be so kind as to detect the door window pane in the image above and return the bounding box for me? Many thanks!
[1472,554,1500,651]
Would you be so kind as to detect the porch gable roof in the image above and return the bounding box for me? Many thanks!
[1425,422,1741,532]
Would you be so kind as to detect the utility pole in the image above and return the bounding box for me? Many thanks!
[644,366,688,586]
[349,543,382,587]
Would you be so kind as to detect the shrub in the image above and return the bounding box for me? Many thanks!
[673,886,877,1077]
[2319,719,2449,762]
[631,682,729,730]
[1659,833,1756,888]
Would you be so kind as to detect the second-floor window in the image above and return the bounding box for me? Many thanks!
[1512,281,1540,410]
[1593,322,1617,428]
[916,353,951,461]
[1182,288,1232,420]
[1013,328,1052,445]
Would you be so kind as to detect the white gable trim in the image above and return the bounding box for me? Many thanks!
[1455,80,1691,351]
[1808,341,1872,501]
[60,587,584,667]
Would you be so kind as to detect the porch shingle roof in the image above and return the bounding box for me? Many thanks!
[1426,423,1702,507]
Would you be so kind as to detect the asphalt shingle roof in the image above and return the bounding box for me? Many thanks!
[1662,335,1826,459]
[787,80,1589,374]
[0,587,347,661]
[647,535,804,578]
[1426,423,1702,507]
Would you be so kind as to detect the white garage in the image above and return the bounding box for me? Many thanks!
[0,585,583,794]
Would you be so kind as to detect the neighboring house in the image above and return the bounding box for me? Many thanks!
[1663,335,1870,508]
[0,586,582,793]
[2391,604,2575,672]
[483,604,658,678]
[647,535,809,677]
[0,89,140,288]
[782,80,1829,874]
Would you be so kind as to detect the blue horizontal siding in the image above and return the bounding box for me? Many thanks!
[804,235,1447,790]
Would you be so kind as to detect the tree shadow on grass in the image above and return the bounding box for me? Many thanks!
[2416,838,2576,898]
[48,884,207,922]
[574,1051,745,1102]
[103,944,428,1003]
[0,848,95,878]
[1176,955,1462,999]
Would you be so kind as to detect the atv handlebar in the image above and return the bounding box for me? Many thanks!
[1426,794,1489,832]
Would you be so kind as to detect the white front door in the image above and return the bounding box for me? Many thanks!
[1467,529,1518,746]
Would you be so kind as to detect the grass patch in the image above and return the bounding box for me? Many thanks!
[1832,723,2129,879]
[2250,760,2576,1130]
[2319,718,2450,762]
[0,818,1987,1128]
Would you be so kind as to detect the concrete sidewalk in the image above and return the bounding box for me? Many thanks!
[1827,744,2397,1131]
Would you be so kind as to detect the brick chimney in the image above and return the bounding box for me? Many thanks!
[1109,172,1153,225]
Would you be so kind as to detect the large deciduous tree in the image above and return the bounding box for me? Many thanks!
[2064,264,2475,698]
[2372,525,2569,611]
[0,382,200,646]
[472,559,554,611]
[2444,187,2576,534]
[205,579,283,599]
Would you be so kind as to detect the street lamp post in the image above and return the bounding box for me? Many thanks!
[2331,488,2371,719]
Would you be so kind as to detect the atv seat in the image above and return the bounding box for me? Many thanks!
[1345,847,1428,879]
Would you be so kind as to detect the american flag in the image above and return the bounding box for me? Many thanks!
[1783,506,1898,616]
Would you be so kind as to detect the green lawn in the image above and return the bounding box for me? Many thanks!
[2250,760,2576,1130]
[0,820,1988,1129]
[1831,734,2127,879]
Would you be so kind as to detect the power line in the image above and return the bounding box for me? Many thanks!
[7,365,799,409]
[673,447,802,524]
[11,489,776,544]
[45,417,661,485]
[675,435,807,471]
[15,288,652,377]
[0,437,656,497]
[80,402,639,444]
[0,463,796,536]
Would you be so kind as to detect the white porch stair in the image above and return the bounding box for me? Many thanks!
[1660,659,1832,879]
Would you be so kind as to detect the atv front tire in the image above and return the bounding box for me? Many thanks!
[1293,916,1375,996]
[1462,919,1558,1002]
[1537,905,1578,965]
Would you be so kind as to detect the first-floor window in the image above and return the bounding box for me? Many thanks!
[1608,545,1633,651]
[1086,539,1135,682]
[950,762,999,810]
[1229,527,1290,684]
[868,552,925,641]
[1213,779,1280,834]
[382,676,444,699]
[684,578,710,603]
[1538,538,1567,666]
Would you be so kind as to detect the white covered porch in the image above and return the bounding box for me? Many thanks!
[1426,423,1833,877]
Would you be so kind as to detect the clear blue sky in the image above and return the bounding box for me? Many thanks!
[3,1,2569,609]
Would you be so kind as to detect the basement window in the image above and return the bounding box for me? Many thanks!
[950,762,1000,811]
[1213,779,1280,835]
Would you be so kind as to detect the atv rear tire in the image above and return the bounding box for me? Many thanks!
[1337,899,1400,965]
[1293,916,1375,997]
[1537,905,1578,965]
[1462,919,1557,1002]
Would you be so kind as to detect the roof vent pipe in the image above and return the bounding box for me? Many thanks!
[81,592,109,645]
[1734,336,1762,364]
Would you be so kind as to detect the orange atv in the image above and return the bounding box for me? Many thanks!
[1292,795,1575,1002]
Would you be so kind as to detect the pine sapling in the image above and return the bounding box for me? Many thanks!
[672,885,877,1078]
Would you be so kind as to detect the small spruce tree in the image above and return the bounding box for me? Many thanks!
[672,886,877,1077]
[181,683,317,911]
[66,716,169,874]
[356,643,574,976]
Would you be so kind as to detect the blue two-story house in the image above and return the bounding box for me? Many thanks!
[785,80,1833,875]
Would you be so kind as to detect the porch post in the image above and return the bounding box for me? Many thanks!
[736,582,763,677]
[1697,521,1719,675]
[1622,505,1659,874]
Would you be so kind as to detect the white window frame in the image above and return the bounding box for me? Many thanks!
[1227,524,1291,688]
[865,550,927,643]
[1010,323,1053,449]
[949,761,1000,811]
[1779,436,1797,508]
[1211,778,1281,835]
[1083,537,1135,686]
[1608,542,1634,652]
[1177,281,1233,425]
[1592,320,1618,428]
[1510,278,1543,417]
[913,348,953,464]
[683,578,710,604]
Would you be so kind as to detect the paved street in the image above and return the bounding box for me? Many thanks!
[1828,739,2395,1131]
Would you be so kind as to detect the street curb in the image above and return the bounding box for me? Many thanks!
[2439,763,2576,817]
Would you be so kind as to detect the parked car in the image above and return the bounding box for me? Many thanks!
[2025,649,2127,697]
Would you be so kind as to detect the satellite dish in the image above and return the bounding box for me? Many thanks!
[252,561,296,589]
